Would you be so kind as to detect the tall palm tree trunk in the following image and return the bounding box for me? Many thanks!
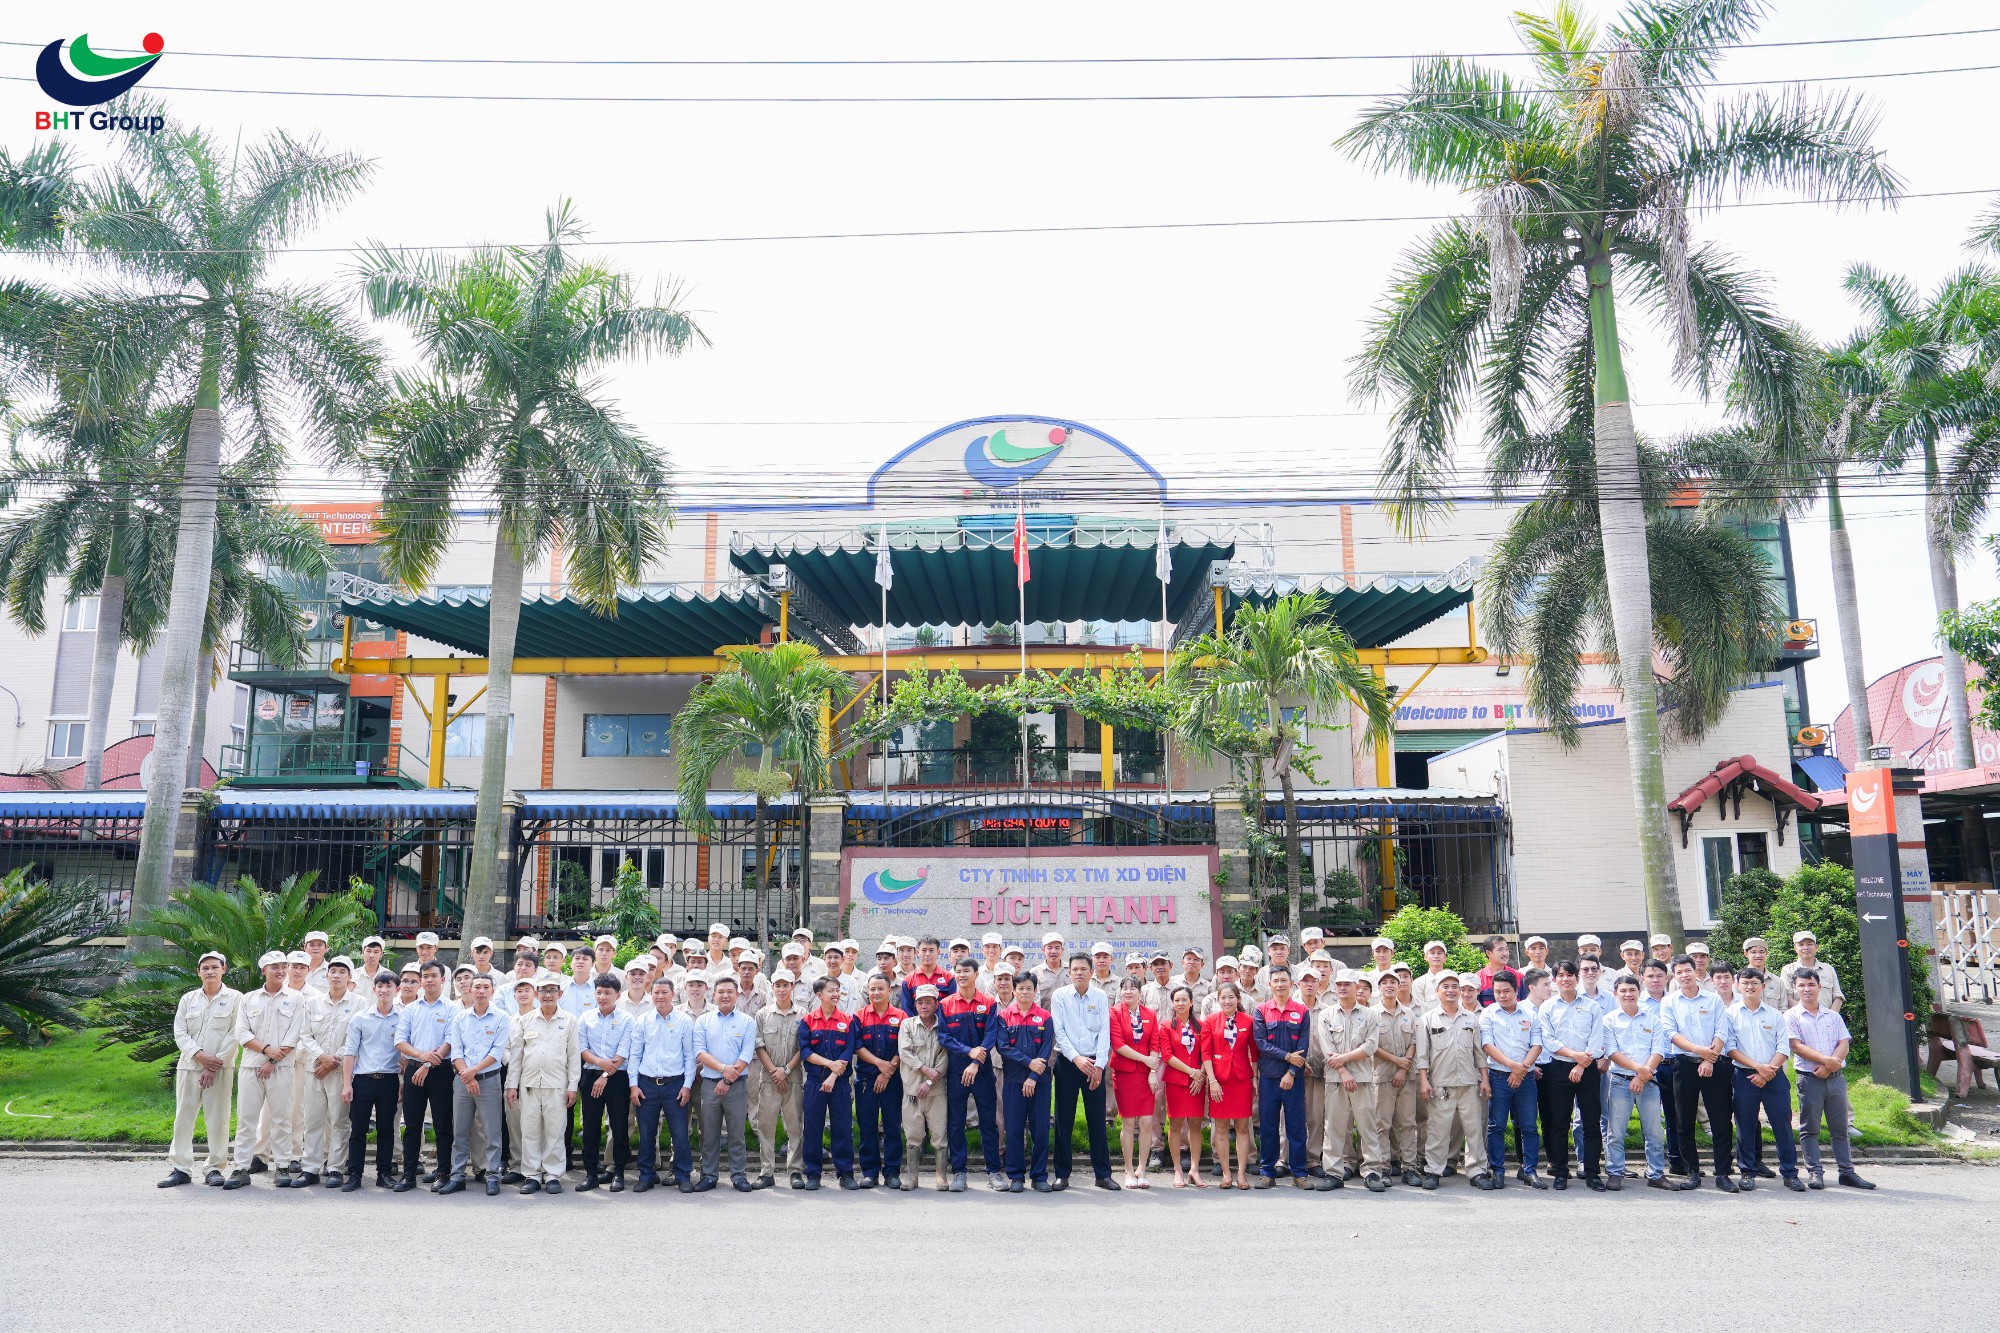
[752,791,769,947]
[1824,477,1874,762]
[1278,763,1303,944]
[1587,259,1684,939]
[463,531,525,947]
[81,549,125,791]
[132,354,225,931]
[184,650,214,787]
[1924,445,1976,769]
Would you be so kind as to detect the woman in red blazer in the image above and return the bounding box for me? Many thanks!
[1160,984,1208,1188]
[1109,977,1163,1188]
[1200,981,1257,1190]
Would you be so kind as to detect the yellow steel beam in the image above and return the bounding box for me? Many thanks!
[829,673,882,728]
[427,674,448,789]
[1099,667,1114,794]
[337,643,1488,677]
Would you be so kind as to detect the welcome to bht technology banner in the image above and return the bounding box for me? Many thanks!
[840,846,1223,961]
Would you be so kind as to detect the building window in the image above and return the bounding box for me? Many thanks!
[445,712,514,758]
[583,713,670,757]
[130,719,156,738]
[1736,831,1770,874]
[61,598,100,632]
[48,720,86,758]
[1700,835,1736,922]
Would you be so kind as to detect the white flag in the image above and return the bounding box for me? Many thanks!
[1155,519,1172,585]
[874,523,894,590]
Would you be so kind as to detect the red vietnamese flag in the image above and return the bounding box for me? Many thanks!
[1013,503,1030,586]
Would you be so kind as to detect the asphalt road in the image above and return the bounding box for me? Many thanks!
[1,1159,1990,1325]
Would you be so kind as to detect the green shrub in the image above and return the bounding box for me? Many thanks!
[1380,904,1487,973]
[1765,861,1934,1067]
[1708,866,1784,963]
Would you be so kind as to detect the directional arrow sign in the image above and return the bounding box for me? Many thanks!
[1861,912,1888,922]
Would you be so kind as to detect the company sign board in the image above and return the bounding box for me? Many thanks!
[1831,656,1993,771]
[840,846,1221,961]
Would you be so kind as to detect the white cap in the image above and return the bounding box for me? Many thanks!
[1003,943,1026,958]
[729,936,750,950]
[467,935,492,950]
[995,963,1017,977]
[981,931,1003,946]
[839,939,860,953]
[792,927,814,939]
[708,922,729,936]
[1392,961,1412,975]
[1335,969,1361,984]
[772,969,798,985]
[1524,935,1547,948]
[743,949,765,965]
[1090,941,1113,956]
[1621,939,1645,952]
[303,930,329,944]
[1300,927,1324,942]
[823,941,843,954]
[536,973,563,989]
[948,937,971,950]
[784,943,806,958]
[1793,930,1817,944]
[326,955,353,971]
[875,940,895,955]
[1687,940,1711,955]
[1423,940,1448,954]
[400,960,422,974]
[415,931,440,946]
[1650,933,1672,946]
[1458,972,1483,988]
[655,934,678,949]
[1577,934,1601,947]
[517,936,542,951]
[1216,955,1239,970]
[624,958,649,974]
[362,935,387,949]
[1372,937,1395,950]
[1239,945,1263,965]
[453,962,474,976]
[285,950,311,966]
[1124,953,1147,966]
[197,950,228,967]
[1041,932,1064,945]
[914,984,940,999]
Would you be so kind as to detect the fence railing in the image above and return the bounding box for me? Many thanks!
[1934,887,2000,1008]
[221,739,429,783]
[850,745,1165,790]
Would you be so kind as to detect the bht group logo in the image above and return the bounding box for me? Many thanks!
[860,866,929,907]
[962,426,1066,488]
[31,32,168,134]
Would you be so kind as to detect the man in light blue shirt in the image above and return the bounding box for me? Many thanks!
[1724,968,1802,1191]
[392,960,456,1192]
[560,948,597,1019]
[1049,954,1116,1190]
[1662,955,1735,1192]
[339,971,403,1189]
[576,976,635,1190]
[442,975,512,1195]
[693,976,759,1190]
[1537,962,1606,1190]
[628,977,697,1192]
[1478,972,1544,1188]
[1599,974,1668,1188]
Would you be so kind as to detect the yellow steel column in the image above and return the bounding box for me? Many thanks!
[1372,663,1396,914]
[1213,585,1225,637]
[428,674,448,788]
[819,692,832,760]
[778,590,790,643]
[1099,667,1114,793]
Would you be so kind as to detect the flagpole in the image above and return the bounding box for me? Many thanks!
[877,524,891,819]
[1159,509,1173,798]
[1018,502,1030,790]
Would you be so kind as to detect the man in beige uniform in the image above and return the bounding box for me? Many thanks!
[224,951,307,1189]
[160,951,241,1187]
[1299,969,1330,1177]
[897,983,951,1190]
[295,956,366,1188]
[1317,969,1387,1191]
[1410,941,1452,1013]
[1372,970,1422,1184]
[506,976,581,1194]
[1415,973,1490,1189]
[752,969,805,1188]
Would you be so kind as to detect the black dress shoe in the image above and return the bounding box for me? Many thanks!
[634,1177,655,1193]
[1784,1176,1807,1192]
[694,1176,718,1192]
[733,1175,755,1192]
[1051,1177,1068,1191]
[804,1176,822,1191]
[502,1170,525,1185]
[437,1177,466,1195]
[1318,1174,1343,1190]
[375,1173,394,1189]
[391,1177,416,1193]
[519,1180,543,1195]
[1676,1177,1700,1191]
[205,1170,225,1187]
[1751,1162,1777,1179]
[1519,1171,1548,1190]
[544,1179,563,1194]
[1007,1180,1024,1193]
[755,1174,774,1190]
[1032,1180,1054,1192]
[1419,1173,1439,1190]
[322,1172,343,1189]
[679,1178,698,1194]
[341,1177,363,1193]
[1365,1174,1388,1193]
[1095,1175,1122,1191]
[839,1175,859,1191]
[421,1169,437,1184]
[1715,1176,1739,1193]
[1838,1170,1876,1190]
[575,1173,599,1192]
[789,1171,805,1190]
[1585,1175,1607,1192]
[294,1172,320,1188]
[1402,1169,1422,1188]
[487,1178,502,1196]
[608,1174,625,1192]
[1552,1175,1569,1191]
[223,1171,251,1190]
[157,1169,192,1188]
[1740,1175,1756,1191]
[250,1157,269,1174]
[274,1173,293,1189]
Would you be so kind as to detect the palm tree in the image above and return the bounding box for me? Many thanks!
[0,402,330,788]
[1168,593,1391,943]
[0,868,117,1041]
[673,642,851,945]
[361,203,702,947]
[1845,262,2000,769]
[1685,332,1888,760]
[1339,0,1897,935]
[53,107,381,925]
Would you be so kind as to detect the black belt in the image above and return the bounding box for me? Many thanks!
[638,1074,682,1085]
[355,1070,397,1079]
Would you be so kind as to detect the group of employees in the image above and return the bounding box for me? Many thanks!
[159,920,1875,1197]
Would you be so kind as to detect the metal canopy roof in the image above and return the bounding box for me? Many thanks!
[341,583,774,658]
[728,522,1234,628]
[1187,565,1478,650]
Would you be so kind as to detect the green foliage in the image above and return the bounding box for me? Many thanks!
[1379,903,1487,973]
[591,858,659,946]
[0,868,118,1041]
[1708,866,1785,962]
[1321,865,1367,928]
[674,642,851,825]
[553,860,593,928]
[1760,861,1933,1065]
[95,871,375,1064]
[1941,599,2000,731]
[852,654,1178,747]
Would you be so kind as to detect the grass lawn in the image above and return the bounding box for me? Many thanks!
[0,1029,175,1143]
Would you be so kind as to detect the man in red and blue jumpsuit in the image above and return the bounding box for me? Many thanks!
[991,976,1055,1192]
[899,935,956,1016]
[853,974,906,1189]
[938,958,1001,1192]
[798,976,859,1191]
[1253,967,1312,1188]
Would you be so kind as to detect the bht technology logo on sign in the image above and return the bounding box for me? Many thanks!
[860,866,928,907]
[962,426,1066,488]
[32,32,168,134]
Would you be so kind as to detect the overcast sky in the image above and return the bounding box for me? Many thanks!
[5,0,1997,726]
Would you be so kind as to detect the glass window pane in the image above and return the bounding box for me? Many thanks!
[445,713,485,757]
[628,714,671,756]
[584,714,628,757]
[1701,837,1735,921]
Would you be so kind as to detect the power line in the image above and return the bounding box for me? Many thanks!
[12,25,1993,67]
[4,185,1983,259]
[8,59,1992,104]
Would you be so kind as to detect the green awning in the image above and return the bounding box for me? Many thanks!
[728,522,1233,628]
[1196,567,1476,650]
[340,584,774,657]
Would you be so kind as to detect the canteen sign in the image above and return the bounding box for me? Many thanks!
[841,846,1222,960]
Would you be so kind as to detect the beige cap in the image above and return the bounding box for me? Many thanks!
[303,930,329,944]
[197,950,228,967]
[1300,927,1324,942]
[1577,934,1602,947]
[1371,937,1395,950]
[1090,941,1113,956]
[1335,968,1362,984]
[1687,940,1710,955]
[772,969,798,985]
[1003,943,1026,958]
[415,931,440,946]
[1793,930,1817,944]
[1423,940,1448,954]
[1649,933,1673,946]
[1524,936,1547,948]
[914,984,940,999]
[624,958,649,974]
[1743,936,1769,950]
[1621,939,1645,953]
[1041,931,1064,945]
[469,935,493,950]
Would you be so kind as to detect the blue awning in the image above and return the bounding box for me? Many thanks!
[518,791,799,822]
[0,791,146,819]
[210,790,481,821]
[1794,753,1848,794]
[1264,788,1505,823]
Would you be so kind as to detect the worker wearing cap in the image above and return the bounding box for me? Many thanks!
[339,970,404,1190]
[390,960,456,1192]
[896,983,951,1190]
[223,952,306,1189]
[1087,943,1119,996]
[829,943,865,1014]
[752,968,805,1189]
[294,956,365,1189]
[1237,946,1270,1006]
[627,975,697,1193]
[1252,966,1312,1188]
[1685,939,1715,993]
[1778,931,1843,1012]
[1649,933,1675,964]
[300,931,331,992]
[465,936,501,986]
[506,977,581,1194]
[441,975,512,1195]
[733,952,772,1019]
[413,931,441,968]
[496,948,539,1016]
[1315,970,1385,1190]
[1607,939,1646,991]
[1414,973,1490,1189]
[588,933,615,978]
[1518,935,1548,977]
[1174,947,1212,1010]
[974,931,1005,992]
[900,935,954,1015]
[992,961,1056,1192]
[355,936,391,989]
[261,949,314,1177]
[1030,933,1068,1006]
[160,951,241,1188]
[852,973,906,1189]
[1408,942,1451,1014]
[799,975,861,1190]
[1371,964,1422,1184]
[938,958,1002,1191]
[618,958,654,1019]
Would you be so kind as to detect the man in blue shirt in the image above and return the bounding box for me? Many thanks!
[392,960,455,1193]
[441,975,512,1195]
[1049,953,1119,1191]
[575,975,634,1191]
[627,975,697,1193]
[1479,972,1546,1189]
[693,975,758,1191]
[1725,967,1805,1192]
[339,971,402,1190]
[1662,955,1736,1192]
